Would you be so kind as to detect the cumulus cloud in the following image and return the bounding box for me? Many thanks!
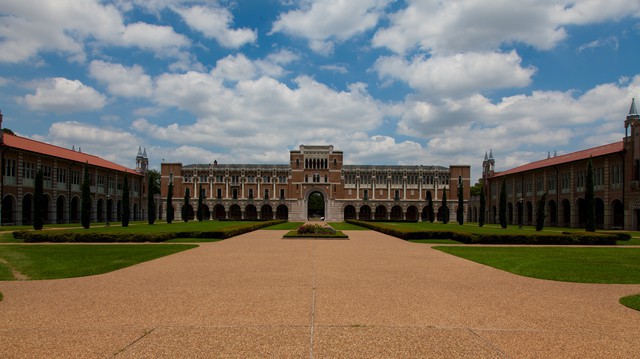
[89,60,153,98]
[22,78,106,113]
[173,5,257,48]
[372,0,640,55]
[374,51,536,98]
[271,0,391,54]
[0,0,188,63]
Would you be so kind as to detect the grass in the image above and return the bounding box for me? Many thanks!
[328,222,367,230]
[63,220,262,234]
[620,294,640,312]
[165,238,225,243]
[0,244,197,280]
[263,222,304,230]
[409,239,460,244]
[433,246,640,284]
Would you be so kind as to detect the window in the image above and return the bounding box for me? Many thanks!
[70,169,81,185]
[217,188,222,199]
[548,176,556,192]
[594,167,605,189]
[247,175,255,183]
[232,188,238,199]
[576,170,585,190]
[43,165,52,180]
[263,175,270,183]
[561,173,570,193]
[394,190,400,200]
[363,189,368,199]
[23,162,36,179]
[280,189,285,199]
[536,176,544,193]
[264,189,269,199]
[611,163,622,189]
[2,159,16,177]
[248,189,254,199]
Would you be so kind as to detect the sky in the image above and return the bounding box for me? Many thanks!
[1,0,640,182]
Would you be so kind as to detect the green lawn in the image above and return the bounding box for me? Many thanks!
[434,246,640,284]
[0,244,196,280]
[328,222,367,230]
[263,222,304,230]
[620,294,640,312]
[64,220,261,234]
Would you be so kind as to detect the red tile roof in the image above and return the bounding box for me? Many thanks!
[2,133,140,175]
[491,141,624,177]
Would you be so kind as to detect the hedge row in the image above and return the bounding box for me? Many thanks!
[346,220,620,245]
[13,220,286,243]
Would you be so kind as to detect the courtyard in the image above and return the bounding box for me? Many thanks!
[1,228,639,358]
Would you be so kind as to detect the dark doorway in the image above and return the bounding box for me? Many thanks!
[307,191,325,219]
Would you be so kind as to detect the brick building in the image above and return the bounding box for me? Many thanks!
[0,112,147,225]
[477,98,639,230]
[161,145,470,222]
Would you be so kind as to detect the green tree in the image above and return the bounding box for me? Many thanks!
[147,173,156,225]
[499,179,507,229]
[470,179,483,197]
[585,157,596,232]
[183,188,190,223]
[33,168,44,230]
[479,183,485,227]
[426,190,435,223]
[457,179,464,225]
[122,175,130,227]
[81,163,91,229]
[536,192,547,231]
[166,182,174,224]
[197,185,204,222]
[308,192,324,218]
[441,187,449,224]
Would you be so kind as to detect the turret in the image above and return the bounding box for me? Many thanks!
[136,146,148,174]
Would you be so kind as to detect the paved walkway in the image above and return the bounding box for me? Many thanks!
[1,230,639,358]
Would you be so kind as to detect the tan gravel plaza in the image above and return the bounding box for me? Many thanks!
[1,229,639,358]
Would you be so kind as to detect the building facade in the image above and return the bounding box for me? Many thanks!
[478,99,639,230]
[161,145,471,222]
[0,113,147,225]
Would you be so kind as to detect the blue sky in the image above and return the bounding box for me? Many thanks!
[1,0,639,182]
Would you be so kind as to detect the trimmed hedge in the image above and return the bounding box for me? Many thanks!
[13,220,286,243]
[346,220,619,245]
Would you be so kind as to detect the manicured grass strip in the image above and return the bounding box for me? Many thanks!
[283,230,348,239]
[409,239,460,244]
[328,222,367,230]
[433,246,640,284]
[264,222,304,230]
[165,238,225,243]
[0,244,197,280]
[620,294,640,312]
[618,238,640,246]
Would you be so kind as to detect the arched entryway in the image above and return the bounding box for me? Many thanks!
[548,200,557,227]
[390,205,403,220]
[561,199,570,227]
[359,205,371,220]
[97,198,104,222]
[2,195,15,225]
[229,204,241,220]
[261,205,273,220]
[22,193,33,225]
[344,205,356,219]
[508,203,514,224]
[374,205,387,220]
[245,204,257,220]
[276,205,288,220]
[612,199,624,228]
[406,206,419,221]
[595,198,604,229]
[56,195,66,224]
[70,196,80,223]
[213,204,226,219]
[307,191,325,219]
[576,198,586,228]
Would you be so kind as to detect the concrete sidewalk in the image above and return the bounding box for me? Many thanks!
[1,230,639,358]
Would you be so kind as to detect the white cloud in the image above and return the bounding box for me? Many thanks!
[89,60,153,98]
[22,78,106,113]
[374,51,536,98]
[44,121,142,167]
[320,64,348,74]
[577,36,619,53]
[0,0,189,63]
[372,0,640,55]
[173,5,257,48]
[272,0,391,54]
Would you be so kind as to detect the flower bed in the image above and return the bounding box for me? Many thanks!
[283,223,349,239]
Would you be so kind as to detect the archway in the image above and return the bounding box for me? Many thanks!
[70,196,80,223]
[276,205,288,220]
[344,205,356,220]
[261,205,273,220]
[406,206,419,221]
[548,200,557,227]
[106,198,113,223]
[42,194,51,224]
[390,205,403,220]
[2,195,15,224]
[526,201,533,225]
[359,205,371,220]
[307,191,325,219]
[595,198,604,229]
[576,198,586,227]
[22,194,33,225]
[56,195,66,224]
[182,203,194,221]
[561,199,570,227]
[229,204,241,220]
[213,204,226,220]
[612,199,624,228]
[374,205,387,220]
[245,204,257,220]
[201,204,210,220]
[97,198,104,222]
[507,203,514,224]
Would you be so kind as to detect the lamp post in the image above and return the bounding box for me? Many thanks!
[518,197,524,229]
